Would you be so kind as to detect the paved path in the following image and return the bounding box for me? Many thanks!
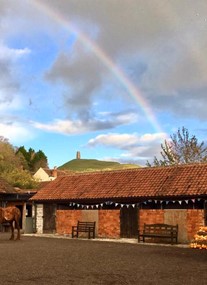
[0,233,206,285]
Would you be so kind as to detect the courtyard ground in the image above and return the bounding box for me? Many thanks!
[0,233,206,285]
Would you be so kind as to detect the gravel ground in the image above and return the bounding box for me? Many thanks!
[0,233,206,285]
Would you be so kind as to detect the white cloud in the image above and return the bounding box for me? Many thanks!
[88,132,167,148]
[0,43,30,61]
[0,122,34,144]
[31,110,138,135]
[87,132,168,165]
[0,92,22,111]
[32,119,87,134]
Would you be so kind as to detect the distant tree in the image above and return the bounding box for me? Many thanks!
[146,127,207,167]
[0,137,39,188]
[0,137,22,171]
[30,150,48,172]
[15,146,29,170]
[16,147,48,172]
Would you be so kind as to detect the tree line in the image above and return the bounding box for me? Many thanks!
[0,136,48,188]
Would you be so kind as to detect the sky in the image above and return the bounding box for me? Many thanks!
[1,0,207,168]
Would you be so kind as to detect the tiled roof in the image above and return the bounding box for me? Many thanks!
[30,164,207,202]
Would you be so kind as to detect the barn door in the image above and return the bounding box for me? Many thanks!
[120,207,138,238]
[43,204,56,233]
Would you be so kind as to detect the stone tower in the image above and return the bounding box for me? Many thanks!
[76,151,81,159]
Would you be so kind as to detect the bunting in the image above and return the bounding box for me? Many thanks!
[67,198,204,209]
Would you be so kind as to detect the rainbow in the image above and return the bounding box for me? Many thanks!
[32,0,163,133]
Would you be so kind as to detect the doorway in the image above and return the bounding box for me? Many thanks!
[120,207,138,238]
[43,204,56,233]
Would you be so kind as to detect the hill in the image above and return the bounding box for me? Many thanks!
[58,159,140,172]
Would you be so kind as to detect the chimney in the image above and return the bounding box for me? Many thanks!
[76,151,81,159]
[52,166,57,178]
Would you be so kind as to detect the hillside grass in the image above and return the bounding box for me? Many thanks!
[58,159,139,172]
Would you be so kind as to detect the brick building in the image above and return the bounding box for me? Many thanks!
[30,164,207,243]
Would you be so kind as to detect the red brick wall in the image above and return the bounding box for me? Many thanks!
[56,209,120,238]
[186,210,204,241]
[56,210,82,235]
[56,208,204,242]
[98,209,120,238]
[139,209,204,243]
[139,209,164,233]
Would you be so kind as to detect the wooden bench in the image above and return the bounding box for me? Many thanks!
[72,221,96,239]
[138,223,178,244]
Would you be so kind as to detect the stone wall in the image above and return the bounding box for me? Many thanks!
[36,204,43,234]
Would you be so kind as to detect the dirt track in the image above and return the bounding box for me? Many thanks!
[0,233,206,285]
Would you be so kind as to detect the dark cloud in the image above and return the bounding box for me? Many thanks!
[45,45,105,118]
[41,0,207,122]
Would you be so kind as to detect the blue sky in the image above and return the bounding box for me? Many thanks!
[1,0,207,168]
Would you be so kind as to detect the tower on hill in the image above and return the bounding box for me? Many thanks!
[76,151,81,159]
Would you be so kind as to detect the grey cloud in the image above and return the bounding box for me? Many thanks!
[39,0,207,55]
[91,111,138,130]
[45,45,105,118]
[2,0,207,123]
[0,56,20,108]
[148,87,207,120]
[41,0,207,121]
[32,110,138,135]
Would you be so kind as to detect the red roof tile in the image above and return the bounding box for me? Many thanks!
[30,164,207,202]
